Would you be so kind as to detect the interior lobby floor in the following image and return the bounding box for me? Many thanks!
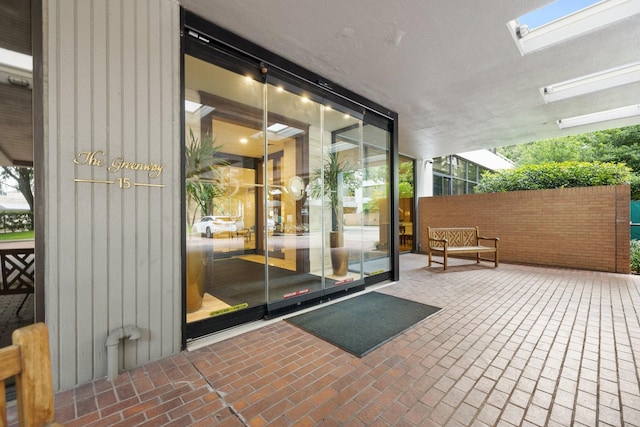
[8,253,640,426]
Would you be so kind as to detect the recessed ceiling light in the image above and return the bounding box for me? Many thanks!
[557,104,640,129]
[240,138,248,144]
[541,61,640,103]
[508,0,640,55]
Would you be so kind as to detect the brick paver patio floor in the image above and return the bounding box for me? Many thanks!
[9,254,640,426]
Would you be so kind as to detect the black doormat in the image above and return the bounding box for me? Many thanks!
[285,292,441,357]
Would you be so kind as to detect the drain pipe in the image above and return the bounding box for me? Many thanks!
[106,325,141,380]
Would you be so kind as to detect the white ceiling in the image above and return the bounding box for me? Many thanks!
[180,0,640,160]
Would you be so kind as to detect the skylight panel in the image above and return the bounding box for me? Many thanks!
[508,0,640,55]
[251,124,305,141]
[0,47,32,71]
[184,100,202,113]
[267,123,288,133]
[517,0,600,30]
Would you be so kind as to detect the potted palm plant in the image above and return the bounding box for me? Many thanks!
[310,150,359,275]
[185,128,226,312]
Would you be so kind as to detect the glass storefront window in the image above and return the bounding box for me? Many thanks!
[432,157,450,174]
[433,156,486,196]
[452,178,466,195]
[468,163,478,182]
[433,175,450,196]
[451,157,467,179]
[399,156,414,252]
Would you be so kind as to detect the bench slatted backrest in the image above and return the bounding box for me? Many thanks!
[0,323,61,427]
[428,227,479,248]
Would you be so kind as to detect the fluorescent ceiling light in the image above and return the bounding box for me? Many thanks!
[542,61,640,103]
[557,104,640,129]
[0,47,32,72]
[509,0,640,55]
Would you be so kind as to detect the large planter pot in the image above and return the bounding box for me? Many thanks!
[186,247,206,313]
[330,247,349,276]
[330,231,348,276]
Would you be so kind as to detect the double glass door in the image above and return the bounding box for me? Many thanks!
[184,49,391,337]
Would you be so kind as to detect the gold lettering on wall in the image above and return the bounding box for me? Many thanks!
[74,151,105,167]
[108,157,164,178]
[73,150,165,189]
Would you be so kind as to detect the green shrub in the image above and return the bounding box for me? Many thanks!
[475,161,633,194]
[630,174,640,201]
[632,240,640,273]
[0,210,33,232]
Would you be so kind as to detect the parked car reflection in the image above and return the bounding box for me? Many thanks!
[192,216,237,238]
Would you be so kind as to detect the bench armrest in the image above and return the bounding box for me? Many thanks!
[478,236,499,247]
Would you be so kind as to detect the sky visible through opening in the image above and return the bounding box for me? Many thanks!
[518,0,602,29]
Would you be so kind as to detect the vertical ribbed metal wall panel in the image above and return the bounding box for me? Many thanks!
[43,0,181,390]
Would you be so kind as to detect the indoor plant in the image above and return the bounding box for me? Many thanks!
[310,150,360,275]
[185,128,226,312]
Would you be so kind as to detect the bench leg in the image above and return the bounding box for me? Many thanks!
[443,254,447,270]
[495,251,499,268]
[428,250,432,267]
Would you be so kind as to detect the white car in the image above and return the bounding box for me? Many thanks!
[192,216,237,238]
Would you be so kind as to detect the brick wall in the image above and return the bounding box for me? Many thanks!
[418,185,630,273]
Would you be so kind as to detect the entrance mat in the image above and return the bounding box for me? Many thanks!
[285,292,441,357]
[209,258,335,307]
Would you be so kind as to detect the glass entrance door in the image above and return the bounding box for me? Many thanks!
[185,56,267,328]
[263,82,325,306]
[263,83,366,310]
[184,47,380,338]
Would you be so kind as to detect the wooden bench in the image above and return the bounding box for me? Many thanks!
[0,323,64,427]
[427,226,499,270]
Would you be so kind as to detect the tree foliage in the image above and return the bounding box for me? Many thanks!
[475,161,632,193]
[497,125,640,199]
[399,160,414,199]
[1,167,34,215]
